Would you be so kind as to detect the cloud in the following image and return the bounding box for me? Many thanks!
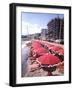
[22,21,42,35]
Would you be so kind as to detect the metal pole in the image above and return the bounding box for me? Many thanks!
[27,25,29,40]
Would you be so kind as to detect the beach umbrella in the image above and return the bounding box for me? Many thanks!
[57,49,64,55]
[36,53,61,65]
[32,44,41,50]
[32,40,41,44]
[31,41,42,49]
[47,44,54,47]
[49,46,63,51]
[33,47,47,56]
[44,43,54,49]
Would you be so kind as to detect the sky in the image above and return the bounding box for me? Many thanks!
[22,12,64,35]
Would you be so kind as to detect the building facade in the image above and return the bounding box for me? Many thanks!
[47,17,64,40]
[41,29,49,40]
